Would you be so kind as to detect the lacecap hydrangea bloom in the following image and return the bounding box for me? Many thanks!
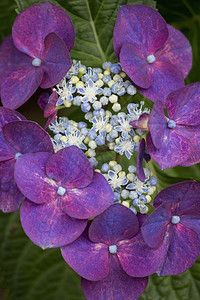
[0,1,75,109]
[113,5,192,103]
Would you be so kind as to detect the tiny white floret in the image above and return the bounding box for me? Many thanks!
[15,152,22,160]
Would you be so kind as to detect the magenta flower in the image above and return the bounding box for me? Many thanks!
[0,2,75,109]
[61,203,168,299]
[0,111,54,212]
[14,146,114,249]
[113,5,192,103]
[141,181,200,276]
[146,82,200,169]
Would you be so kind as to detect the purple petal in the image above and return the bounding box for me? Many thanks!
[0,107,26,131]
[3,120,54,154]
[157,224,200,276]
[40,33,71,89]
[156,24,192,79]
[46,146,93,189]
[15,152,56,204]
[44,111,57,130]
[136,138,146,182]
[113,5,168,58]
[81,255,148,300]
[0,35,31,87]
[0,159,24,212]
[44,90,58,118]
[117,232,168,277]
[61,229,110,281]
[153,181,200,209]
[146,130,191,169]
[38,92,49,111]
[138,61,184,103]
[165,83,200,126]
[20,198,87,249]
[62,172,114,219]
[89,203,139,244]
[180,215,200,237]
[130,113,149,130]
[12,2,75,57]
[148,101,168,149]
[119,42,153,88]
[1,66,44,109]
[0,134,15,161]
[141,201,172,248]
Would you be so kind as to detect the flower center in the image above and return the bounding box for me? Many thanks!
[57,186,66,196]
[171,215,180,224]
[15,152,22,160]
[168,119,176,129]
[32,58,42,67]
[109,245,117,254]
[146,54,156,64]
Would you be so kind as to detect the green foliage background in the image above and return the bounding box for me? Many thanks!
[0,0,200,299]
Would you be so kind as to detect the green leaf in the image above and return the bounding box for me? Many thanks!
[140,258,200,300]
[15,0,156,67]
[0,211,85,300]
[0,0,17,43]
[157,0,200,83]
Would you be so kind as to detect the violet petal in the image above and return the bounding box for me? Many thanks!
[40,33,71,89]
[3,120,54,154]
[20,198,87,249]
[165,82,200,126]
[157,224,200,276]
[130,113,150,130]
[0,107,26,131]
[141,201,172,248]
[62,172,114,219]
[136,138,146,182]
[46,146,93,189]
[156,24,192,79]
[0,159,25,212]
[113,5,168,58]
[148,100,168,149]
[12,2,75,57]
[138,61,185,103]
[61,229,110,281]
[117,232,168,277]
[1,66,44,109]
[146,131,191,169]
[153,181,200,209]
[14,152,56,204]
[89,203,139,245]
[0,134,15,162]
[119,42,153,89]
[0,35,31,87]
[81,255,148,300]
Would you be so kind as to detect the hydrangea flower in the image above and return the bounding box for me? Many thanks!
[14,146,114,249]
[136,138,151,182]
[113,5,192,103]
[0,115,53,212]
[141,181,200,276]
[0,2,75,109]
[146,83,200,169]
[61,203,167,299]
